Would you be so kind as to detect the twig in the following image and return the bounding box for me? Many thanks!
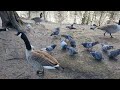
[6,58,24,61]
[16,72,25,78]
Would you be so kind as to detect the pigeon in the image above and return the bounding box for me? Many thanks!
[61,34,76,48]
[60,40,68,50]
[101,43,113,53]
[66,24,76,29]
[90,24,97,30]
[66,46,78,56]
[108,49,120,60]
[69,39,76,48]
[41,44,57,52]
[90,51,103,61]
[50,27,60,36]
[61,34,73,40]
[81,41,99,51]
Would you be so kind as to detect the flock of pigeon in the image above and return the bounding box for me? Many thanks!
[43,27,120,62]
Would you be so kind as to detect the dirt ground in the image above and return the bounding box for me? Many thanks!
[1,20,120,79]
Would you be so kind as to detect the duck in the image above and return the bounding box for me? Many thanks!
[108,49,120,60]
[66,24,76,29]
[41,44,57,52]
[50,27,60,37]
[90,51,103,61]
[81,41,99,51]
[101,43,113,53]
[66,46,78,56]
[16,32,62,76]
[31,13,42,24]
[97,20,120,38]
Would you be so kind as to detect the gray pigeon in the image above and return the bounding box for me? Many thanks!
[69,39,76,48]
[108,49,120,60]
[66,46,78,56]
[50,27,60,36]
[101,43,113,53]
[60,40,68,50]
[41,44,57,52]
[81,41,99,51]
[90,51,103,61]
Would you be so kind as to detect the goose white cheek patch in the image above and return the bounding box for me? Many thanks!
[18,33,22,37]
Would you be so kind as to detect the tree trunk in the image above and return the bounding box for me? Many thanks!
[0,11,24,31]
[81,11,87,25]
[74,11,77,24]
[98,11,104,26]
[28,11,31,19]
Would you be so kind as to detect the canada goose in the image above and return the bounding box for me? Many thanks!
[50,27,60,36]
[0,28,8,32]
[16,32,62,76]
[41,44,57,52]
[81,41,99,51]
[31,13,42,24]
[108,49,120,60]
[101,43,113,53]
[90,51,103,61]
[97,20,120,38]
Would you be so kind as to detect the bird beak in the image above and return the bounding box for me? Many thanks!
[15,33,18,36]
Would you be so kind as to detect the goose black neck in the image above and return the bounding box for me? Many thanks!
[21,33,32,50]
[118,20,120,25]
[40,13,42,18]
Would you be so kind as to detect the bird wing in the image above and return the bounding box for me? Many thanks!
[32,50,59,66]
[97,24,117,30]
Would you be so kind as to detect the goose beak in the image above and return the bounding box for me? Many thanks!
[15,33,17,36]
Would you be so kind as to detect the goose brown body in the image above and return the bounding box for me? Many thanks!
[16,32,60,76]
[97,24,120,33]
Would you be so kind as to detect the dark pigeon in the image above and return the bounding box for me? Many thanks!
[90,51,103,61]
[66,24,76,29]
[50,27,60,36]
[101,43,113,53]
[81,41,99,51]
[108,49,120,60]
[66,46,78,56]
